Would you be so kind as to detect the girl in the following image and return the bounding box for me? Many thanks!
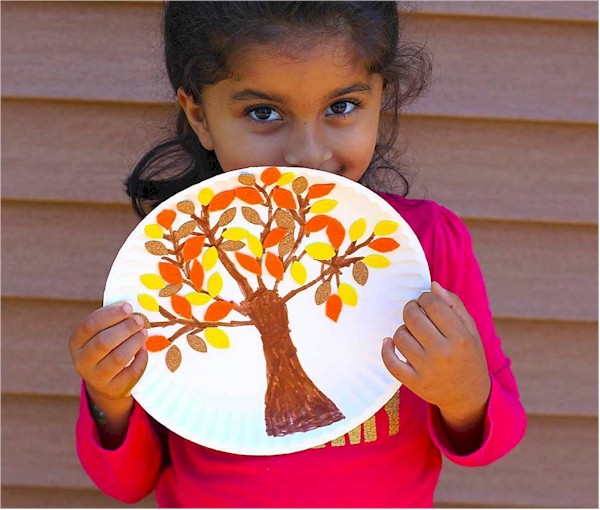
[69,2,526,507]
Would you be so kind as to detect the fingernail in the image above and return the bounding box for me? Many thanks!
[132,314,144,326]
[383,336,392,346]
[122,302,133,314]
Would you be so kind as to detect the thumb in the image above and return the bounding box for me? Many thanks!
[431,281,478,338]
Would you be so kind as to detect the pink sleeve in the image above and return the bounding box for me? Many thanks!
[425,207,527,466]
[75,381,165,503]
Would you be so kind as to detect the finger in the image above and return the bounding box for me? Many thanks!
[431,281,479,338]
[69,302,133,351]
[96,328,148,380]
[381,336,418,386]
[402,299,445,349]
[392,324,425,369]
[108,343,149,398]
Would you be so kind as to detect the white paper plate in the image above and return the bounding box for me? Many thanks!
[103,166,430,455]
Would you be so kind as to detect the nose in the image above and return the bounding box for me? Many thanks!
[283,122,333,170]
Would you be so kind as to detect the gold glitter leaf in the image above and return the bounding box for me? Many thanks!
[315,281,332,305]
[242,206,263,225]
[187,334,207,353]
[292,176,308,195]
[166,345,182,372]
[159,283,183,297]
[133,312,151,329]
[274,209,295,231]
[220,240,245,251]
[145,241,169,256]
[176,220,197,239]
[177,201,195,214]
[352,260,369,286]
[217,207,237,227]
[278,233,295,257]
[238,173,256,186]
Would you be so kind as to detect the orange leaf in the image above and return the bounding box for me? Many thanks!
[326,218,346,250]
[157,209,176,230]
[171,294,192,319]
[325,294,343,322]
[263,227,289,248]
[261,166,281,185]
[183,235,206,261]
[146,335,171,352]
[369,238,400,252]
[265,252,284,280]
[235,252,262,275]
[204,301,236,322]
[307,183,335,200]
[235,187,263,205]
[208,190,236,212]
[190,260,204,289]
[159,262,183,284]
[304,215,331,233]
[273,187,296,209]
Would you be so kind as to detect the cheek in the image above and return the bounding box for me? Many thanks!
[211,128,285,172]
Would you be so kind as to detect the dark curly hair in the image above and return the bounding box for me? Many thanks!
[126,1,432,218]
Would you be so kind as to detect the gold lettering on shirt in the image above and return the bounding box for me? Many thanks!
[384,391,400,436]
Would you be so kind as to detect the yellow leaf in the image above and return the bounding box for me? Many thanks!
[207,273,223,297]
[203,246,218,270]
[349,218,366,242]
[186,292,212,305]
[144,224,164,239]
[222,227,250,241]
[140,274,166,290]
[309,199,337,214]
[362,254,391,268]
[138,294,159,312]
[198,188,214,206]
[338,283,358,306]
[277,172,296,186]
[205,328,230,349]
[306,242,336,261]
[291,261,307,285]
[374,220,398,236]
[247,234,264,258]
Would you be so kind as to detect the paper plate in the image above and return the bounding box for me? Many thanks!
[103,166,430,455]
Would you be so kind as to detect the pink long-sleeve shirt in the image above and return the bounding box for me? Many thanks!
[76,195,527,507]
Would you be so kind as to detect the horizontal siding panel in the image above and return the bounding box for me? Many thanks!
[3,100,597,224]
[2,3,597,123]
[2,202,597,321]
[2,298,597,418]
[2,395,596,507]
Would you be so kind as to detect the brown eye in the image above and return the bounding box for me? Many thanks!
[247,106,282,122]
[327,100,360,116]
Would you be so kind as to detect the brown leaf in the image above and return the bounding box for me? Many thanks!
[242,206,262,225]
[238,173,256,186]
[274,209,295,231]
[352,260,369,286]
[217,207,237,227]
[132,312,151,329]
[166,345,182,372]
[315,281,332,305]
[159,283,183,297]
[145,241,169,256]
[292,176,308,195]
[177,200,195,214]
[176,220,197,239]
[220,240,246,251]
[278,233,295,257]
[187,334,207,353]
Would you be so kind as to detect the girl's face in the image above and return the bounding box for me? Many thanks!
[178,40,385,182]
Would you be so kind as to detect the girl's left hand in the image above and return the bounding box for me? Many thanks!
[381,281,491,430]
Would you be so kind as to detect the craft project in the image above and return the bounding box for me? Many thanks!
[104,166,430,455]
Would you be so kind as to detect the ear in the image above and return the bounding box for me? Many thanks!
[176,87,214,151]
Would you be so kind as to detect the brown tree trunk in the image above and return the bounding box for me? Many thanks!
[244,288,345,437]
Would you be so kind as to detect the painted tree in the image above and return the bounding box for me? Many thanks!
[135,167,401,437]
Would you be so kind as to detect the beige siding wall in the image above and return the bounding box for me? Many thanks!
[2,1,597,507]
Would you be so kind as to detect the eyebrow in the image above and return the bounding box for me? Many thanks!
[229,83,372,104]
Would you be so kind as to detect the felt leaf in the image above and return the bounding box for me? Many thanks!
[146,335,170,352]
[189,260,205,289]
[133,312,151,329]
[326,218,345,250]
[278,233,295,257]
[274,209,295,231]
[177,200,195,214]
[304,215,331,233]
[291,261,307,285]
[183,235,206,261]
[198,188,214,206]
[261,166,281,185]
[220,240,245,251]
[217,208,237,227]
[338,283,358,306]
[373,220,399,236]
[140,274,166,290]
[171,295,192,319]
[314,281,332,305]
[138,294,159,312]
[222,227,250,241]
[157,209,176,230]
[238,173,256,186]
[166,345,182,372]
[235,252,262,275]
[247,234,264,258]
[202,246,219,270]
[204,301,236,322]
[265,252,284,280]
[306,242,336,261]
[263,227,289,248]
[208,190,236,212]
[349,218,367,242]
[144,224,164,239]
[145,241,168,256]
[187,334,207,352]
[186,292,212,306]
[325,294,343,322]
[277,172,295,186]
[309,199,337,214]
[242,206,263,225]
[159,283,183,297]
[273,187,297,209]
[292,176,308,195]
[158,262,183,285]
[205,328,230,349]
[368,238,400,252]
[235,187,263,205]
[362,254,391,268]
[352,260,369,286]
[307,183,335,199]
[207,273,223,297]
[176,220,197,239]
